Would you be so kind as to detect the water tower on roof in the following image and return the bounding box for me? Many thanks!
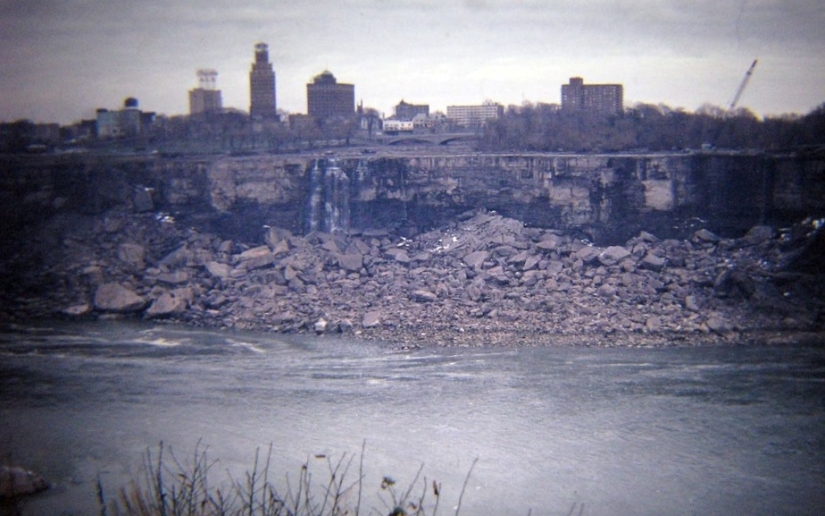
[197,69,218,91]
[189,69,223,115]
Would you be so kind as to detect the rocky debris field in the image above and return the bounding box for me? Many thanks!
[2,208,824,347]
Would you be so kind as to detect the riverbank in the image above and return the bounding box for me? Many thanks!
[1,202,823,348]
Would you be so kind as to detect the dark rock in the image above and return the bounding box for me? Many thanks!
[740,225,775,246]
[0,465,49,498]
[117,243,146,269]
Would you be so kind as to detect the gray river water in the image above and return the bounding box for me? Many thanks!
[1,322,824,515]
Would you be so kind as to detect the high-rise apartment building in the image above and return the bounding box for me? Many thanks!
[307,71,355,119]
[249,43,277,118]
[561,77,623,115]
[189,69,223,115]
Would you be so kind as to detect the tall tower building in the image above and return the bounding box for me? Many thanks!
[249,43,277,118]
[307,70,355,119]
[189,69,223,115]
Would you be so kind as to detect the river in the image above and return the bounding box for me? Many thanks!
[1,322,823,515]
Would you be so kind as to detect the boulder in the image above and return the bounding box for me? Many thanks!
[314,318,329,334]
[740,225,775,246]
[61,303,92,317]
[117,243,146,269]
[94,283,146,312]
[575,245,602,264]
[362,311,382,328]
[236,245,273,263]
[145,292,187,318]
[640,253,666,272]
[0,465,49,498]
[205,261,232,279]
[706,313,733,334]
[599,246,632,266]
[411,289,438,303]
[693,228,720,243]
[338,253,363,272]
[156,271,190,285]
[265,227,293,250]
[462,250,489,269]
[597,283,617,298]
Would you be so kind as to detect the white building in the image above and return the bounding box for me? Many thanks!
[446,101,503,127]
[382,119,414,134]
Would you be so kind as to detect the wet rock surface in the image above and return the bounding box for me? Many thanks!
[1,207,823,348]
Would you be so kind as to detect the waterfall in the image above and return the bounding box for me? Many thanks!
[323,159,350,234]
[307,159,323,233]
[305,158,350,235]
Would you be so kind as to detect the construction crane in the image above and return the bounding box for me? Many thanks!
[728,59,758,113]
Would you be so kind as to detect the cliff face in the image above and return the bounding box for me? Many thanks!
[2,152,824,245]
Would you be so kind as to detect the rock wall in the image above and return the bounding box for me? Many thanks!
[2,152,824,246]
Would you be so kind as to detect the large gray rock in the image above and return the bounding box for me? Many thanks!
[94,283,146,312]
[706,313,733,334]
[156,271,190,285]
[640,253,666,272]
[236,246,275,270]
[462,250,489,268]
[411,289,438,303]
[575,245,602,264]
[362,311,382,328]
[597,283,617,298]
[145,292,187,318]
[599,246,632,266]
[265,227,293,250]
[338,253,363,272]
[205,261,232,279]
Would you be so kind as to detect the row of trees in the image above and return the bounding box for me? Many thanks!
[479,103,825,153]
[148,111,366,154]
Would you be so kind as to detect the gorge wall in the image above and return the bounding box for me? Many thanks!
[2,151,824,245]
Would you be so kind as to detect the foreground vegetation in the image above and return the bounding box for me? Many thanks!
[97,442,481,516]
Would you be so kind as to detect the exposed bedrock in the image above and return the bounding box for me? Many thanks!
[3,152,824,246]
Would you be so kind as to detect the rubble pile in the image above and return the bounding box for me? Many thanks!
[2,208,823,347]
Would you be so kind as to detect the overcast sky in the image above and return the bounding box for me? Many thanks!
[1,0,823,124]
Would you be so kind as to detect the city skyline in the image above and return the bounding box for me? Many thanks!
[1,0,824,125]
